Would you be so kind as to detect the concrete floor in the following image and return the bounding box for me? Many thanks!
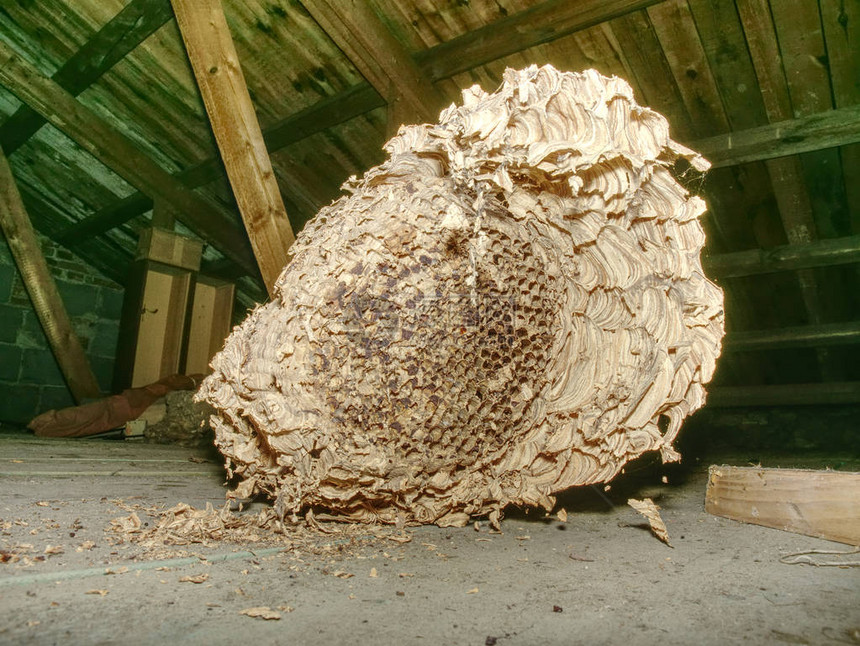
[1,432,858,645]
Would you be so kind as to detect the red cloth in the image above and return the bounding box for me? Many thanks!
[28,374,205,438]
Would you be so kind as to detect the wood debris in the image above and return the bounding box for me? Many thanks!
[85,590,109,596]
[197,64,723,527]
[179,573,210,583]
[239,607,280,620]
[628,497,672,546]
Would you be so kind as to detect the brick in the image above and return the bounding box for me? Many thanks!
[0,382,40,424]
[38,385,75,413]
[20,349,65,386]
[88,355,114,393]
[17,311,48,349]
[0,263,14,303]
[99,288,124,319]
[0,343,22,381]
[57,281,99,317]
[0,303,23,343]
[90,321,120,357]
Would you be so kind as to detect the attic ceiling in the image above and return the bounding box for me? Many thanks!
[0,0,858,399]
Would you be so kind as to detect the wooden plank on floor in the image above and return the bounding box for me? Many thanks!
[705,465,860,545]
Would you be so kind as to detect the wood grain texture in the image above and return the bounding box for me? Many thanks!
[171,0,294,295]
[706,465,860,545]
[706,383,860,407]
[724,321,860,352]
[415,0,663,82]
[64,0,662,244]
[0,144,101,402]
[300,0,444,127]
[0,38,258,278]
[0,0,173,155]
[693,105,860,168]
[704,234,860,278]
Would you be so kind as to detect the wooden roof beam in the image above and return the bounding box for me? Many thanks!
[55,0,664,242]
[694,104,860,168]
[0,144,101,402]
[171,0,294,294]
[704,234,860,278]
[298,0,445,133]
[0,39,259,280]
[724,321,860,352]
[0,0,173,156]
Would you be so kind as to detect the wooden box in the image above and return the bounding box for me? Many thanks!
[114,260,195,390]
[136,227,203,272]
[184,276,235,374]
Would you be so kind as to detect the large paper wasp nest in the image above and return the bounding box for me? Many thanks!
[198,65,724,527]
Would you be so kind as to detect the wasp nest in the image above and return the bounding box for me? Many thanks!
[198,65,724,527]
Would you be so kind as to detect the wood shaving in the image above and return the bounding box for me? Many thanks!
[85,590,109,596]
[179,573,210,583]
[239,607,280,620]
[466,587,479,594]
[369,567,378,578]
[557,508,568,523]
[628,497,672,546]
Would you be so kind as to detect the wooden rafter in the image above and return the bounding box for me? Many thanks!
[414,0,663,82]
[704,234,860,278]
[0,144,101,403]
[736,0,848,381]
[0,0,173,155]
[0,39,259,279]
[707,383,860,407]
[299,0,445,131]
[58,0,661,244]
[694,105,860,168]
[171,0,295,294]
[724,322,860,352]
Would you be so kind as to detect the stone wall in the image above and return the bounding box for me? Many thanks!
[0,234,123,425]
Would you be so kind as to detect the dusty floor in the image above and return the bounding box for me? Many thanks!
[1,432,858,646]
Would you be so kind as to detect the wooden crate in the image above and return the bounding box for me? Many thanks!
[184,276,235,375]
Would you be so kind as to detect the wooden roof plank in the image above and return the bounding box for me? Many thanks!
[0,0,173,156]
[0,39,259,279]
[54,0,663,243]
[0,144,102,402]
[820,0,860,234]
[415,0,663,82]
[20,183,133,285]
[703,234,860,278]
[59,83,384,242]
[735,0,846,381]
[300,0,444,128]
[171,0,294,295]
[694,105,860,167]
[724,321,860,352]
